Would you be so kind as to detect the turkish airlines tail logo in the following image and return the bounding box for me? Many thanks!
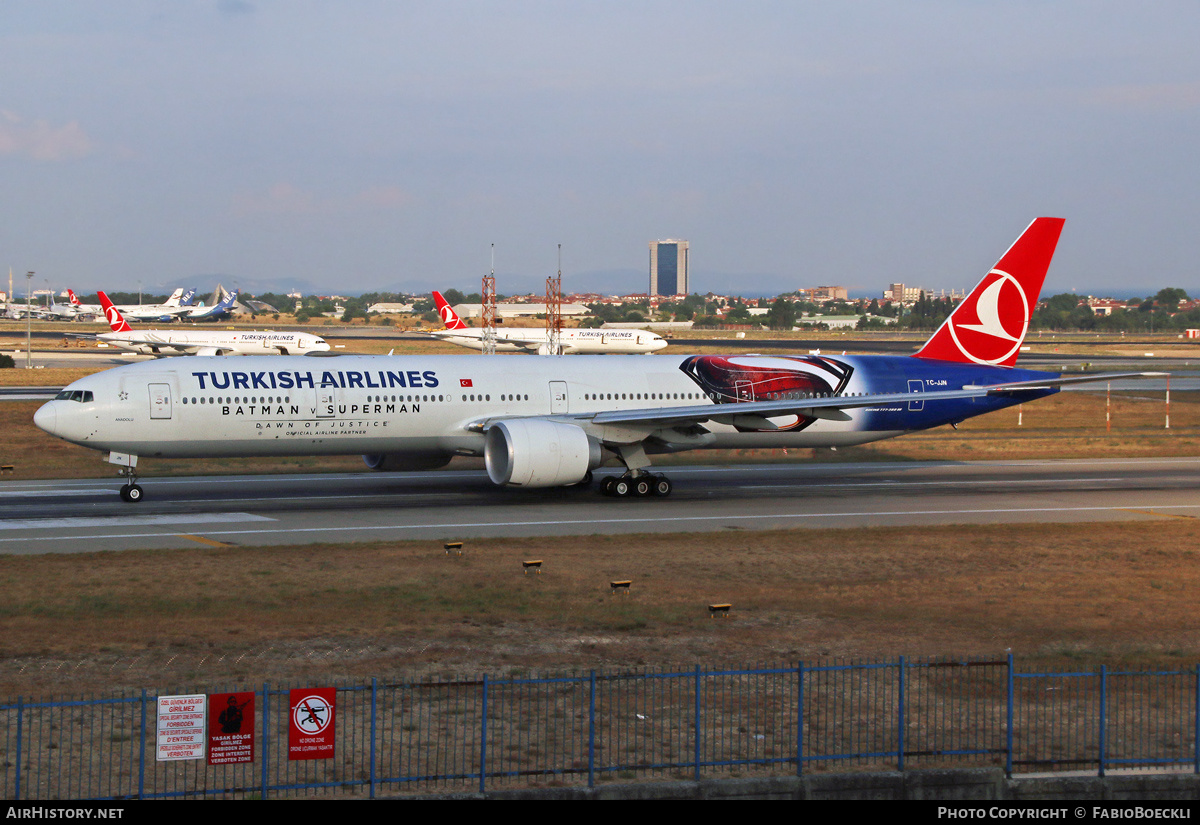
[97,291,133,333]
[68,289,81,306]
[914,217,1064,367]
[433,291,468,330]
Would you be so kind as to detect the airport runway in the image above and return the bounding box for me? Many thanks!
[1,457,1198,554]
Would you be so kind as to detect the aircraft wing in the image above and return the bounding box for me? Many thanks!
[101,336,200,353]
[467,370,1166,440]
[967,371,1169,393]
[500,335,544,353]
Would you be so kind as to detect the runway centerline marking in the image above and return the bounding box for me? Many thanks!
[738,476,1131,490]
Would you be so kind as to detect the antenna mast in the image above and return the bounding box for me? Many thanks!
[545,244,563,356]
[482,244,497,356]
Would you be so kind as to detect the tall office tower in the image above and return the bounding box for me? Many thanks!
[649,239,689,296]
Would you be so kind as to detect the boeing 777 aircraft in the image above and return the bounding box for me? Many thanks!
[90,291,331,357]
[429,291,668,354]
[35,218,1158,503]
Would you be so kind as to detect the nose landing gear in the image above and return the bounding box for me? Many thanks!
[115,462,144,503]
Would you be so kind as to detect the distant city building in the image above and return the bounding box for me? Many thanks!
[799,286,849,302]
[649,239,689,296]
[368,302,415,314]
[884,283,965,304]
[885,283,923,303]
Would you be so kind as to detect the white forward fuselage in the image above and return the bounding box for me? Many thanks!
[432,327,668,354]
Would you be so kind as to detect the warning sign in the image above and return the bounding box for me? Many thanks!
[157,694,206,761]
[208,691,255,765]
[288,687,336,760]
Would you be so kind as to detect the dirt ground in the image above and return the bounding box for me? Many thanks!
[3,519,1200,700]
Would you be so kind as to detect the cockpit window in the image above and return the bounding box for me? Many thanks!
[54,390,93,403]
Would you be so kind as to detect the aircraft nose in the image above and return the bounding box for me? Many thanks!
[33,402,57,435]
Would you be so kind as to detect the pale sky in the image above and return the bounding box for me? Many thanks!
[3,2,1199,299]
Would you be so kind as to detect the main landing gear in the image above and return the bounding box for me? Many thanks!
[597,443,673,498]
[599,472,673,498]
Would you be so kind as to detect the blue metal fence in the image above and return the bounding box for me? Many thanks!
[2,656,1198,799]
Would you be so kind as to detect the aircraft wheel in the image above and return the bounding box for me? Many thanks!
[633,477,652,497]
[650,476,673,497]
[120,484,144,503]
[600,476,616,496]
[612,478,632,497]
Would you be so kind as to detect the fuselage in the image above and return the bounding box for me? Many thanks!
[433,327,668,354]
[34,352,1056,460]
[99,329,331,357]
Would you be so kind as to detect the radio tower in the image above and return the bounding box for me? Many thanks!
[545,244,563,356]
[481,244,497,356]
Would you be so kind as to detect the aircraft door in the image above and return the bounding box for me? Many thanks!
[317,388,339,418]
[549,381,569,414]
[149,383,173,419]
[907,379,924,411]
[735,380,755,402]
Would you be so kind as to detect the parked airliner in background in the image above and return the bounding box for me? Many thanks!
[96,287,197,323]
[35,218,1159,503]
[182,287,239,321]
[429,291,668,354]
[66,290,103,318]
[47,293,92,321]
[90,291,331,358]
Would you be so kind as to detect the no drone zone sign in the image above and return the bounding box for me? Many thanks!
[288,687,336,760]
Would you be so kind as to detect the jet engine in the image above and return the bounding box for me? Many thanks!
[362,452,453,471]
[484,419,601,488]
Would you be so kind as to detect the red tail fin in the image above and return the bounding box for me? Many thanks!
[433,291,469,330]
[913,218,1064,367]
[68,289,80,306]
[97,291,133,333]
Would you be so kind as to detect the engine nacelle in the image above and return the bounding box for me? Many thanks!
[484,419,601,488]
[362,452,453,472]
